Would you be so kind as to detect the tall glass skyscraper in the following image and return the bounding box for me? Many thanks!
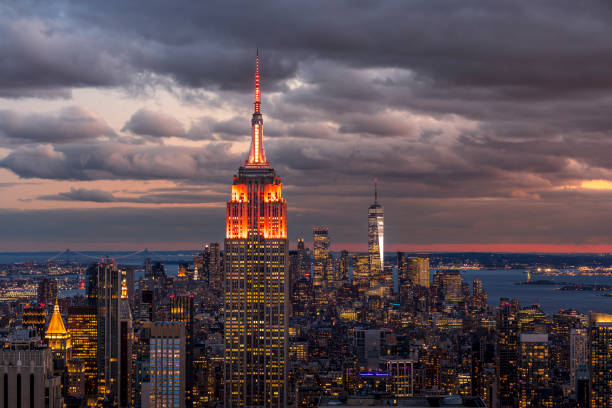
[147,321,186,408]
[368,181,384,278]
[312,227,330,287]
[88,261,132,407]
[589,312,612,406]
[67,306,97,397]
[224,52,288,408]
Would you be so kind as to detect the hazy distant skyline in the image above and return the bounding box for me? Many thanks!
[2,1,612,251]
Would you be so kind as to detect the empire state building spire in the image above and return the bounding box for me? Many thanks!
[245,50,269,167]
[225,52,288,407]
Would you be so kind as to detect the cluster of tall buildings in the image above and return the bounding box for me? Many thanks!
[0,54,611,408]
[0,252,224,408]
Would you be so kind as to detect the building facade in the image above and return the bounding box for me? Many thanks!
[146,322,186,408]
[89,261,132,407]
[497,298,519,408]
[37,277,58,306]
[313,227,330,287]
[367,182,384,279]
[171,294,195,408]
[0,335,63,408]
[569,328,587,392]
[518,333,552,407]
[67,306,98,397]
[589,312,612,407]
[224,53,288,408]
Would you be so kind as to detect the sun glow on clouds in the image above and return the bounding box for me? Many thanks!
[580,179,612,190]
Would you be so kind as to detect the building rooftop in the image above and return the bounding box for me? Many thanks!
[46,301,67,336]
[319,395,486,407]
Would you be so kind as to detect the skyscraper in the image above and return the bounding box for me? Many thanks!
[224,52,288,407]
[434,270,463,303]
[352,254,370,288]
[588,312,612,407]
[0,334,64,408]
[90,260,132,407]
[171,294,195,408]
[67,306,97,397]
[146,321,187,408]
[407,256,430,288]
[22,303,46,338]
[45,300,71,362]
[119,278,134,408]
[313,227,330,287]
[569,328,587,392]
[202,243,222,291]
[368,180,384,278]
[37,277,58,306]
[335,250,349,282]
[518,333,552,407]
[497,298,519,407]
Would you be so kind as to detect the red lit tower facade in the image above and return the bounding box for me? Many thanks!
[224,53,288,408]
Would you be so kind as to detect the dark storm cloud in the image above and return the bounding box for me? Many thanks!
[0,7,127,97]
[3,1,611,98]
[122,109,186,138]
[0,141,241,181]
[40,187,116,203]
[38,187,225,204]
[3,1,612,246]
[0,107,115,144]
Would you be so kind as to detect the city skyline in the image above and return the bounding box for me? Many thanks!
[1,3,612,407]
[3,2,612,251]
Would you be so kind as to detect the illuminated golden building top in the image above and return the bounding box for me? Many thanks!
[46,300,71,350]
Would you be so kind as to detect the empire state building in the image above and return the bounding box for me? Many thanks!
[224,53,288,407]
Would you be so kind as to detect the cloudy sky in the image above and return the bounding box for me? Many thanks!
[2,1,612,252]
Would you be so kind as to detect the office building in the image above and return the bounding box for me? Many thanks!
[497,298,519,407]
[352,254,370,288]
[569,328,587,391]
[145,322,186,408]
[354,329,389,370]
[37,277,58,306]
[435,270,463,303]
[202,243,222,291]
[400,256,430,288]
[22,303,46,338]
[384,358,413,397]
[171,294,194,408]
[296,238,308,279]
[67,306,98,397]
[90,260,132,407]
[368,181,384,278]
[335,250,349,282]
[0,334,64,408]
[472,278,486,309]
[313,227,330,287]
[224,52,288,407]
[588,312,612,407]
[119,278,134,408]
[518,333,552,407]
[414,257,430,288]
[45,300,71,362]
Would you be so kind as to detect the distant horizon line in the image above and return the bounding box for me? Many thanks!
[1,243,612,255]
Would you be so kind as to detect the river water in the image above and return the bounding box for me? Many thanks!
[455,269,612,315]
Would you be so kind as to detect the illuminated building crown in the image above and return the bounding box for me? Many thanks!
[244,50,269,167]
[46,300,71,350]
[46,300,67,336]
